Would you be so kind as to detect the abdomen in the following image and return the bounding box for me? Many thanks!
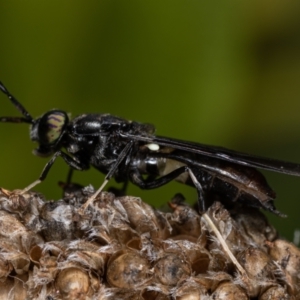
[136,151,278,214]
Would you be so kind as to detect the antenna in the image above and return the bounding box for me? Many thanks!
[0,82,34,124]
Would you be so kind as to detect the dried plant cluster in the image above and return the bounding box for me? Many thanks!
[0,186,299,300]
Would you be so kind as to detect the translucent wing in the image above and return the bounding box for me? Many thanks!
[122,133,300,176]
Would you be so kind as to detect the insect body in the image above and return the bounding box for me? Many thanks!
[1,81,300,215]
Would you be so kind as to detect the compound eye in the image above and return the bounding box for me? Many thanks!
[39,111,68,144]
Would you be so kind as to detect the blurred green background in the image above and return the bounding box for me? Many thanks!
[0,1,300,240]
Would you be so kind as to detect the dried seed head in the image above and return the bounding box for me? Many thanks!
[0,188,299,298]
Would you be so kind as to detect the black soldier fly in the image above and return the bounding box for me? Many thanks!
[1,81,300,216]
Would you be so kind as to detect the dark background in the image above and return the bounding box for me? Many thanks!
[0,1,300,240]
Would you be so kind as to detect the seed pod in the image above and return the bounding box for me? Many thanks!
[0,275,27,300]
[267,239,300,296]
[21,231,44,255]
[1,251,30,275]
[40,200,77,241]
[237,247,276,297]
[0,255,12,280]
[168,195,201,238]
[162,239,210,274]
[202,271,233,292]
[259,285,289,300]
[55,267,97,300]
[154,253,191,286]
[41,240,69,257]
[87,225,114,245]
[85,192,142,245]
[0,278,15,300]
[154,210,173,240]
[142,289,171,300]
[98,288,170,300]
[173,277,208,300]
[0,210,27,239]
[127,236,142,250]
[118,196,161,238]
[0,188,30,212]
[268,239,300,278]
[204,202,247,256]
[65,240,108,275]
[87,192,122,230]
[106,249,151,288]
[211,282,248,300]
[232,206,277,245]
[29,244,43,264]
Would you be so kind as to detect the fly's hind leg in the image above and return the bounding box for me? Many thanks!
[129,166,207,213]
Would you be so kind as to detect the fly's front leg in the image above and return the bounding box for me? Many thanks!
[20,151,89,195]
[130,166,188,188]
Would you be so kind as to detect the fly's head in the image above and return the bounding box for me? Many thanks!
[0,81,69,157]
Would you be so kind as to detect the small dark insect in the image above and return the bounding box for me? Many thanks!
[1,81,300,215]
